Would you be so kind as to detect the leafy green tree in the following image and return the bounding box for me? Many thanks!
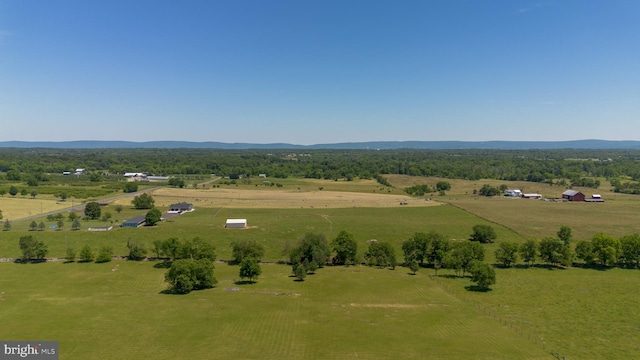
[56,219,64,230]
[557,225,572,246]
[114,205,124,214]
[84,201,102,220]
[165,259,217,294]
[66,247,76,262]
[575,240,596,265]
[30,190,37,198]
[364,241,397,269]
[152,239,163,259]
[331,230,358,265]
[620,234,640,268]
[591,233,620,266]
[123,182,139,193]
[3,219,10,231]
[20,188,27,197]
[231,240,265,264]
[519,239,538,266]
[145,208,162,226]
[89,173,102,182]
[539,237,572,266]
[448,241,485,277]
[38,221,46,231]
[239,258,262,282]
[293,263,307,281]
[494,242,519,267]
[19,235,48,261]
[470,261,496,289]
[132,193,155,209]
[181,237,216,261]
[127,239,147,260]
[68,212,78,221]
[470,224,497,243]
[9,185,18,197]
[436,181,451,191]
[59,192,67,201]
[0,189,5,197]
[6,170,21,181]
[168,177,186,188]
[289,233,331,268]
[402,231,439,266]
[409,259,419,274]
[429,237,451,275]
[161,237,182,261]
[101,211,112,222]
[29,220,38,231]
[96,246,113,263]
[72,218,81,230]
[478,184,500,196]
[79,244,95,262]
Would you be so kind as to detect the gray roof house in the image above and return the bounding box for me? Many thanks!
[122,215,146,228]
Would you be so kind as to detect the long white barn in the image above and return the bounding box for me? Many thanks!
[225,219,247,228]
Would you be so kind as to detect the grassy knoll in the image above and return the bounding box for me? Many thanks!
[0,261,549,359]
[435,265,640,359]
[0,205,517,261]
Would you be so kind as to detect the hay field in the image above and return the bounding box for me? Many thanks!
[132,188,440,209]
[0,196,70,220]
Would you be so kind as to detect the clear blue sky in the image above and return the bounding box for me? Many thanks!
[1,1,638,144]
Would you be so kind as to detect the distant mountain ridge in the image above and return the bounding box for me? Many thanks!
[1,140,640,150]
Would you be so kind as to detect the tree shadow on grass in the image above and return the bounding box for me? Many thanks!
[14,259,46,264]
[234,280,256,285]
[153,261,172,269]
[465,285,492,293]
[63,260,75,264]
[571,263,612,271]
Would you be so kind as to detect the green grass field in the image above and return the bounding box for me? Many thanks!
[0,261,550,359]
[2,177,640,359]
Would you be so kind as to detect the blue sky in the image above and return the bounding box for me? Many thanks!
[1,1,638,144]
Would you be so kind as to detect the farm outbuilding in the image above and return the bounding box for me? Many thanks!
[122,215,146,228]
[225,219,247,228]
[522,193,542,199]
[562,190,586,202]
[505,189,522,197]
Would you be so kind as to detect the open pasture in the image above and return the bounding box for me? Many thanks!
[0,205,515,261]
[144,187,436,209]
[213,177,403,194]
[0,261,550,360]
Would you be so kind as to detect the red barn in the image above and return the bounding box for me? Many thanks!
[562,189,585,202]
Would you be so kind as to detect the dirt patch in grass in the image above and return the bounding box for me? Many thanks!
[137,188,442,209]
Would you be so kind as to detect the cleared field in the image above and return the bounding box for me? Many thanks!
[0,196,71,220]
[133,187,439,209]
[0,261,550,360]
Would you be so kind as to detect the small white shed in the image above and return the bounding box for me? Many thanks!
[225,219,247,228]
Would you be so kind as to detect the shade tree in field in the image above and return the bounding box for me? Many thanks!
[66,247,76,262]
[3,219,10,231]
[289,232,331,268]
[79,244,95,262]
[575,241,596,265]
[591,233,620,267]
[96,246,113,263]
[364,241,397,269]
[429,237,451,275]
[469,261,496,290]
[239,258,262,283]
[446,241,485,277]
[38,221,46,231]
[494,242,520,267]
[557,225,573,246]
[29,221,38,231]
[132,193,155,209]
[84,201,102,220]
[402,232,432,266]
[293,263,307,281]
[123,182,138,193]
[9,186,18,197]
[331,230,358,265]
[231,240,265,264]
[180,237,216,262]
[469,224,497,243]
[19,235,48,261]
[164,259,217,294]
[519,239,538,266]
[539,237,573,266]
[127,238,147,261]
[620,234,640,268]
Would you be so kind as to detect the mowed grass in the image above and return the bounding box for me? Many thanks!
[0,205,518,261]
[437,266,640,359]
[0,261,549,360]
